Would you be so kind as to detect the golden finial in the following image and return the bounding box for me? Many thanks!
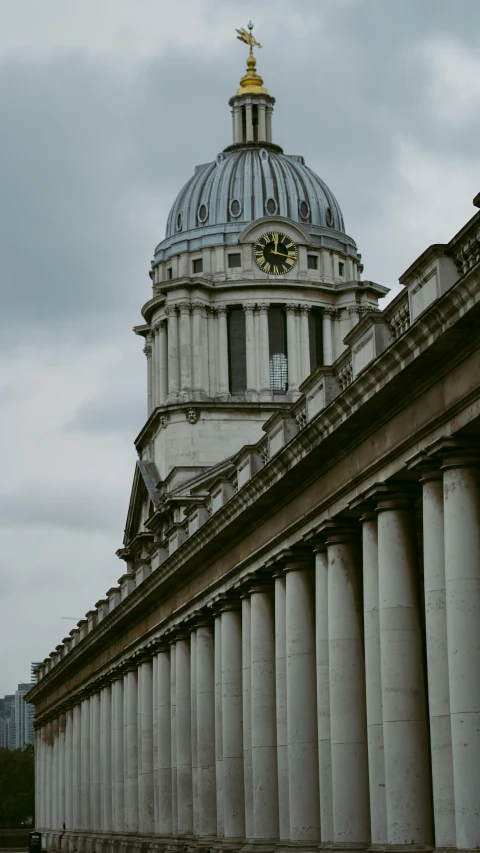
[236,21,268,95]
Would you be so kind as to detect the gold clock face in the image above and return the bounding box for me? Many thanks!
[253,231,298,275]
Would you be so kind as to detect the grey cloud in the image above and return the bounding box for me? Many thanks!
[0,487,124,532]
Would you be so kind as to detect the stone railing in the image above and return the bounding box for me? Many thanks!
[335,351,353,391]
[384,290,410,339]
[452,221,480,277]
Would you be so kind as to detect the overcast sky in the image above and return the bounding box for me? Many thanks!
[1,0,480,697]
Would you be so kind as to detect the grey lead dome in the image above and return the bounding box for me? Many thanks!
[164,147,345,241]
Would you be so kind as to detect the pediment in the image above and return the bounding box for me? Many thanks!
[239,216,312,246]
[123,460,161,545]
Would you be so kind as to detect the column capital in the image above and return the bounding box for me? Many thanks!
[210,591,241,613]
[191,300,206,315]
[315,517,360,545]
[217,305,228,317]
[164,304,178,317]
[243,569,274,593]
[299,303,310,314]
[257,302,269,314]
[285,303,298,315]
[243,302,255,314]
[178,300,191,314]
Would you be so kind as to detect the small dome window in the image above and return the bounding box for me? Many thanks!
[325,207,334,227]
[216,153,225,165]
[197,203,209,224]
[260,148,268,161]
[229,198,242,218]
[299,200,310,221]
[176,212,183,232]
[265,197,278,216]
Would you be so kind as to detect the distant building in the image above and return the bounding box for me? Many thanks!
[0,677,36,750]
[14,683,35,749]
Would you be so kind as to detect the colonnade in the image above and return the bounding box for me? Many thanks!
[145,302,337,411]
[35,451,480,851]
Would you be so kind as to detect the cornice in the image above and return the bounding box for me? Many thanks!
[28,267,480,712]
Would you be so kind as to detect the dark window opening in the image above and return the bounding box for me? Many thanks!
[193,258,203,274]
[252,104,258,142]
[268,305,288,393]
[307,254,318,270]
[309,308,323,372]
[228,307,247,394]
[228,253,242,269]
[338,261,345,277]
[167,268,173,280]
[241,106,247,143]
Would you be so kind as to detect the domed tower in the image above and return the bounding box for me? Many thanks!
[136,26,385,480]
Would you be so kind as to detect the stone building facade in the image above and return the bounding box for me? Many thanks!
[26,40,480,853]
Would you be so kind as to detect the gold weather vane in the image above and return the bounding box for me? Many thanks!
[236,21,262,54]
[235,21,268,95]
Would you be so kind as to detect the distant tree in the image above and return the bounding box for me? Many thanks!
[0,745,35,828]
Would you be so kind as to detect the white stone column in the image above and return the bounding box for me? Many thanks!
[314,545,334,844]
[250,579,279,840]
[152,326,158,409]
[285,559,320,842]
[274,572,289,841]
[258,104,267,141]
[112,674,124,833]
[207,308,218,397]
[170,643,178,835]
[285,305,299,396]
[242,595,253,840]
[176,634,193,835]
[377,495,433,845]
[191,628,198,836]
[327,528,370,843]
[90,691,101,830]
[159,320,168,404]
[322,308,334,365]
[196,620,217,836]
[361,511,387,845]
[80,697,91,830]
[73,704,82,831]
[257,303,271,398]
[266,107,273,143]
[156,643,172,836]
[217,307,230,398]
[51,718,58,831]
[179,301,192,393]
[221,602,245,839]
[35,729,41,828]
[442,454,480,849]
[299,304,311,383]
[192,302,207,395]
[58,713,66,828]
[244,304,257,395]
[65,708,73,830]
[151,325,159,407]
[233,106,242,144]
[124,667,139,833]
[138,657,154,834]
[214,614,224,837]
[166,306,180,399]
[100,685,112,832]
[145,339,153,416]
[420,470,456,847]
